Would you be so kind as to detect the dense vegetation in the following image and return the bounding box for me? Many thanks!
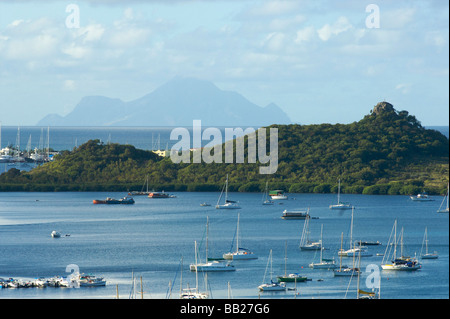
[1,102,448,195]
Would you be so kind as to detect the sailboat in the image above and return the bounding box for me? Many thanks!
[309,225,337,269]
[258,249,286,292]
[420,227,438,259]
[334,233,359,277]
[262,182,274,205]
[381,220,421,271]
[277,242,308,283]
[128,175,151,196]
[179,257,209,299]
[190,217,236,272]
[437,183,449,213]
[329,179,352,210]
[216,174,240,209]
[223,213,257,260]
[338,207,372,257]
[299,215,321,250]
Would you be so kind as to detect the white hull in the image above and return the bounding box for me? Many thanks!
[51,231,61,238]
[258,282,286,291]
[309,262,337,269]
[329,204,352,210]
[270,195,288,200]
[190,261,235,272]
[381,263,421,271]
[223,251,257,260]
[180,289,208,299]
[216,203,240,209]
[338,249,372,257]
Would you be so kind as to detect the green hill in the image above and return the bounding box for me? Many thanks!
[1,102,448,195]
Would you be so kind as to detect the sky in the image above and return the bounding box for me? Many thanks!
[0,0,448,126]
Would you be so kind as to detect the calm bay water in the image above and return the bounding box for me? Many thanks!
[0,191,448,299]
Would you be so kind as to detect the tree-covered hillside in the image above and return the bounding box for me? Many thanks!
[1,102,448,195]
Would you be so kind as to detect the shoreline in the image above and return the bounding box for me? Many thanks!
[0,182,446,196]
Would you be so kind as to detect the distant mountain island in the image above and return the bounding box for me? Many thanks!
[37,77,291,127]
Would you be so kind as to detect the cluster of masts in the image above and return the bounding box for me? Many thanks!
[0,124,56,163]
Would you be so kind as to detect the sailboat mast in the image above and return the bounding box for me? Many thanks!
[206,217,209,263]
[319,224,324,262]
[349,207,354,250]
[194,241,199,293]
[236,213,240,253]
[225,174,229,202]
[337,179,341,204]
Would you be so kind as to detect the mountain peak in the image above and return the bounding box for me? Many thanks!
[37,78,292,127]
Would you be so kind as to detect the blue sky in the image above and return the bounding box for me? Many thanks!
[0,0,448,126]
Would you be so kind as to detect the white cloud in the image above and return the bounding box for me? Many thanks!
[395,83,412,94]
[63,79,76,91]
[74,24,105,43]
[295,26,316,44]
[262,32,285,51]
[61,43,90,59]
[5,33,58,60]
[249,1,301,17]
[317,16,352,41]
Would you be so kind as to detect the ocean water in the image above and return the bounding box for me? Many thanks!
[0,191,448,299]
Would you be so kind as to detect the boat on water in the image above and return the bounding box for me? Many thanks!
[437,183,449,213]
[216,174,240,209]
[190,217,235,272]
[269,190,288,200]
[223,213,257,260]
[277,242,308,283]
[79,274,106,287]
[93,196,135,204]
[200,202,211,207]
[356,240,382,246]
[281,208,317,220]
[190,242,235,272]
[338,207,372,257]
[381,220,421,271]
[309,225,337,269]
[299,215,321,250]
[51,231,61,238]
[128,175,151,196]
[334,233,358,277]
[329,179,353,210]
[410,192,434,201]
[258,250,286,292]
[420,227,438,259]
[148,191,175,198]
[262,182,274,205]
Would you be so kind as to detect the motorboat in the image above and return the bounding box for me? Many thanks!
[410,192,434,201]
[93,196,135,204]
[79,274,106,287]
[51,231,61,238]
[269,190,288,200]
[281,208,317,220]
